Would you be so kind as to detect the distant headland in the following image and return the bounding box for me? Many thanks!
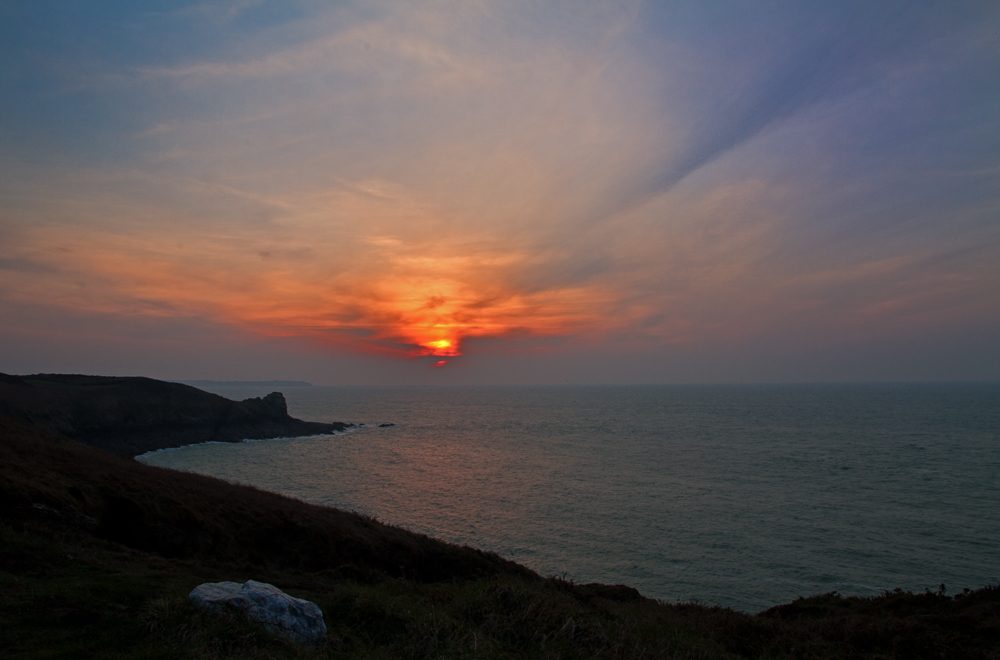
[0,373,346,457]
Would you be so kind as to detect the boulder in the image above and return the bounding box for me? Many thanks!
[189,580,327,646]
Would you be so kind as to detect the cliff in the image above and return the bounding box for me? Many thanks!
[0,373,347,456]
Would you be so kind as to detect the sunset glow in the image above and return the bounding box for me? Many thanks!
[0,221,623,360]
[1,1,998,383]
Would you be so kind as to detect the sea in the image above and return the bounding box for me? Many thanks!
[137,383,1000,613]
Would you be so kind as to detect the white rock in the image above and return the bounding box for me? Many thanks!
[189,579,327,646]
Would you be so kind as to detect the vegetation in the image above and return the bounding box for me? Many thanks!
[2,415,998,659]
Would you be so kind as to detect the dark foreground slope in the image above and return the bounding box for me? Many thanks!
[2,416,999,659]
[0,373,347,456]
[0,416,530,582]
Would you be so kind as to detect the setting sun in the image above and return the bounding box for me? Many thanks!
[0,0,996,384]
[2,4,998,648]
[422,339,457,356]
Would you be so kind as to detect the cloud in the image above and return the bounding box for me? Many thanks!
[576,3,989,226]
[0,180,627,357]
[2,0,998,379]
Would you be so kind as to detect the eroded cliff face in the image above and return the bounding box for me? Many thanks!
[0,373,348,456]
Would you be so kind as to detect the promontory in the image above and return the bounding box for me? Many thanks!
[0,372,348,457]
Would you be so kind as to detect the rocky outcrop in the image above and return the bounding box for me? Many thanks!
[189,580,327,646]
[0,373,349,456]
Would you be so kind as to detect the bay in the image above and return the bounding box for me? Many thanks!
[138,383,1000,612]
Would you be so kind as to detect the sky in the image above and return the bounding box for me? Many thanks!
[1,0,998,385]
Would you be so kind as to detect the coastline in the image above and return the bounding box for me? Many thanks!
[0,373,351,456]
[3,412,998,658]
[7,376,999,611]
[146,382,1000,613]
[132,426,363,461]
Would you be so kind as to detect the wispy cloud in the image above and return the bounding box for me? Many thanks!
[2,0,998,379]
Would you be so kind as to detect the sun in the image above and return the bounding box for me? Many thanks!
[419,338,461,357]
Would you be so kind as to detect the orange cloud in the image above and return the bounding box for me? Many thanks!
[3,223,622,360]
[218,268,622,358]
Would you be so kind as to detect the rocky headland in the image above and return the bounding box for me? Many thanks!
[0,373,348,457]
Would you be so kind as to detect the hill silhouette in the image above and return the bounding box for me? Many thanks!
[0,373,347,456]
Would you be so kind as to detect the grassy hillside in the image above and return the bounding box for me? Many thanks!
[2,415,999,659]
[0,416,529,581]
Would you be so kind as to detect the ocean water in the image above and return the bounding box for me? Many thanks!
[138,383,1000,612]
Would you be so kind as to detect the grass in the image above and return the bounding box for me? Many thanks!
[2,415,999,659]
[0,519,730,660]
